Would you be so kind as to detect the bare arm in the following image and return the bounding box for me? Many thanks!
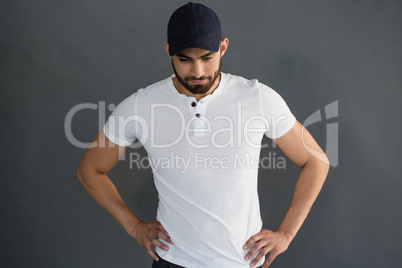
[274,120,329,239]
[244,120,330,267]
[76,130,172,261]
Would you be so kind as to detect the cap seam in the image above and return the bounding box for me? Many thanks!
[204,7,220,38]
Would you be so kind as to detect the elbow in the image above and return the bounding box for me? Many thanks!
[322,153,330,173]
[303,154,330,178]
[76,164,93,190]
[76,161,90,185]
[76,163,93,192]
[313,152,330,172]
[310,151,330,169]
[76,161,105,186]
[317,154,330,182]
[76,164,85,183]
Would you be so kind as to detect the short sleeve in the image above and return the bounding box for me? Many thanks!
[102,93,138,146]
[259,83,296,139]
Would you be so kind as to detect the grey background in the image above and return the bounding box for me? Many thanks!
[1,0,401,267]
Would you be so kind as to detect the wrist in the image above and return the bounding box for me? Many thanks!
[124,218,143,239]
[276,228,295,242]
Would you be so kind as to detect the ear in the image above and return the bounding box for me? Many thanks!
[220,38,229,57]
[164,42,171,57]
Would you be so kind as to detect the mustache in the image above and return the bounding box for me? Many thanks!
[184,76,212,81]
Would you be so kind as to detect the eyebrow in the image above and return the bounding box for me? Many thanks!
[176,51,214,60]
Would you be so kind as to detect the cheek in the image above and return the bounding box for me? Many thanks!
[205,61,219,74]
[174,62,190,76]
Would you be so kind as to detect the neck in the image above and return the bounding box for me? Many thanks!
[173,73,221,101]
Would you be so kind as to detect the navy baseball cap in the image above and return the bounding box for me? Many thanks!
[167,2,222,56]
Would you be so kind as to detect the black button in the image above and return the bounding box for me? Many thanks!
[196,113,201,118]
[191,102,197,107]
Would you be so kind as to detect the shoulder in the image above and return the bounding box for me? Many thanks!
[116,76,173,107]
[136,76,173,98]
[258,83,292,112]
[222,73,286,100]
[220,73,262,100]
[223,73,260,89]
[111,77,172,114]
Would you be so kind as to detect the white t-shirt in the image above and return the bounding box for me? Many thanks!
[103,73,296,267]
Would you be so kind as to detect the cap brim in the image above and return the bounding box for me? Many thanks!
[168,35,220,56]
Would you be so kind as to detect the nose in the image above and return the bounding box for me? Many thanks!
[191,62,205,78]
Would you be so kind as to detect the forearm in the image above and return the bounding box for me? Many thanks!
[277,159,329,239]
[77,169,142,235]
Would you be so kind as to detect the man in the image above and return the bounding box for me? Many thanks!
[77,2,329,268]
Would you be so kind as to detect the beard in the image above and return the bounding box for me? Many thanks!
[171,60,222,95]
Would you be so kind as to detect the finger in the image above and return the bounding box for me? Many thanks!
[244,232,263,250]
[158,230,174,245]
[250,246,271,268]
[156,223,173,242]
[244,241,265,262]
[158,223,167,232]
[152,237,170,251]
[144,242,159,261]
[263,251,279,268]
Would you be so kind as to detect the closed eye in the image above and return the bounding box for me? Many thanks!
[178,58,190,62]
